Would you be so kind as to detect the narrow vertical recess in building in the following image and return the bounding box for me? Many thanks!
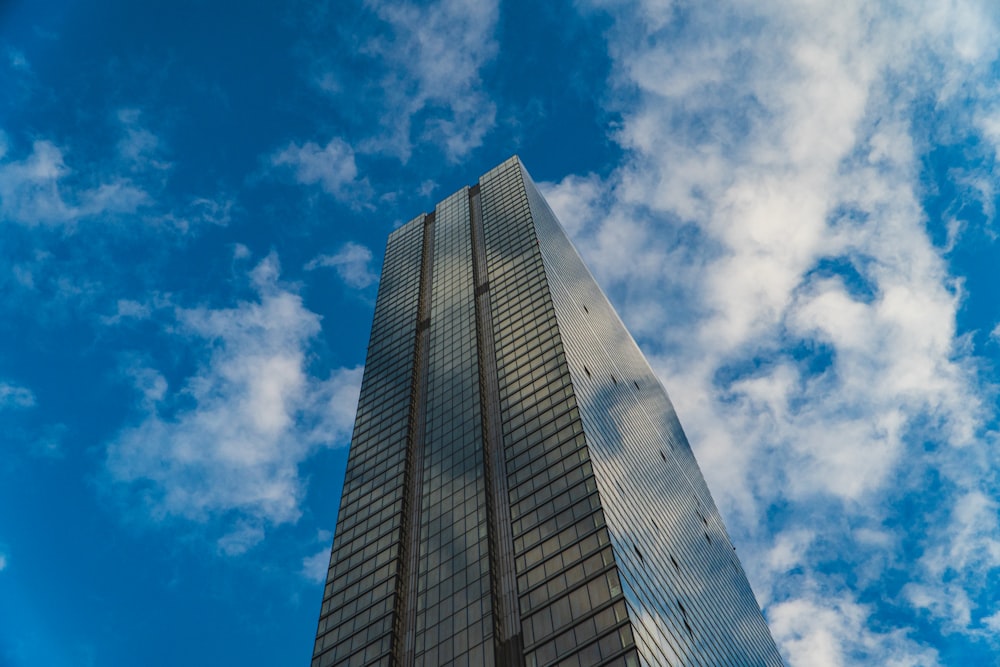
[469,184,524,665]
[399,212,435,665]
[413,188,494,665]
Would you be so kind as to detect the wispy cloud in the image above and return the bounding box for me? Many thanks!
[0,135,149,226]
[550,0,1000,661]
[300,547,330,584]
[273,0,499,204]
[149,194,235,232]
[303,0,499,164]
[270,137,371,205]
[769,592,939,667]
[304,241,378,289]
[361,0,499,161]
[105,254,363,552]
[0,381,35,409]
[216,521,266,557]
[116,108,171,171]
[0,111,232,232]
[99,299,154,326]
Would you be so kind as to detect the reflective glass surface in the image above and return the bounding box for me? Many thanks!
[312,157,782,667]
[481,159,638,667]
[414,189,494,666]
[312,217,425,667]
[522,160,783,667]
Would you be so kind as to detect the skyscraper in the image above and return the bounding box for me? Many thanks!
[312,157,783,667]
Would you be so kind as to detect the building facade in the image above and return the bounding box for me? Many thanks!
[312,157,783,667]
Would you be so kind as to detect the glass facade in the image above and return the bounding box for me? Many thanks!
[413,188,494,666]
[312,157,783,667]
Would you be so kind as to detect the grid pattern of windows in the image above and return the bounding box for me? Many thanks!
[413,189,494,666]
[311,156,782,667]
[312,217,425,667]
[481,158,638,667]
[521,160,783,666]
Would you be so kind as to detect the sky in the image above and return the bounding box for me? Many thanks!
[0,0,998,665]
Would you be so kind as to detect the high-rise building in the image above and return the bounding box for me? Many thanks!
[312,157,783,667]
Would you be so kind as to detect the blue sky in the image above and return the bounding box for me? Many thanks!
[1,1,998,665]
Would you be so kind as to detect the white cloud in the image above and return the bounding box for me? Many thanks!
[983,609,1000,633]
[232,243,251,260]
[271,137,371,205]
[301,547,331,584]
[284,0,498,185]
[0,381,35,409]
[0,114,232,234]
[217,521,266,556]
[554,0,1000,661]
[539,173,606,238]
[188,197,233,226]
[100,299,154,326]
[116,108,170,171]
[105,254,363,551]
[769,593,939,667]
[311,365,365,445]
[358,0,499,161]
[151,195,235,232]
[0,137,149,226]
[123,364,168,410]
[904,488,1000,633]
[304,241,378,289]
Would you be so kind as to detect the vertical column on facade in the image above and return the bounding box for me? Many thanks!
[480,157,638,667]
[412,188,495,666]
[399,212,436,666]
[469,184,524,666]
[312,216,426,667]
